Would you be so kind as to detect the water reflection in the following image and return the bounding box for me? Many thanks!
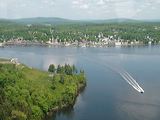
[42,55,77,70]
[47,85,86,120]
[47,106,75,120]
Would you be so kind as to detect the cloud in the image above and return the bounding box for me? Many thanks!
[72,0,81,5]
[0,0,160,19]
[87,10,93,14]
[0,1,7,18]
[72,0,89,9]
[80,4,89,9]
[42,0,55,6]
[72,0,85,5]
[97,0,105,5]
[20,3,27,7]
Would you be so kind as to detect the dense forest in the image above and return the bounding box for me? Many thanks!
[0,60,86,120]
[0,19,160,44]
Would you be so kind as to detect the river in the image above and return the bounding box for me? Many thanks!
[0,45,160,120]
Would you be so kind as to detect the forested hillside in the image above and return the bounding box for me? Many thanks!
[0,61,86,120]
[0,18,160,44]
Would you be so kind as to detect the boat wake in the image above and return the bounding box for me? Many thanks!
[119,71,144,93]
[83,56,144,93]
[108,66,144,93]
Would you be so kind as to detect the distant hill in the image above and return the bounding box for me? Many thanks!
[141,19,160,23]
[11,17,77,25]
[0,17,160,25]
[87,18,143,24]
[0,19,15,25]
[10,18,145,25]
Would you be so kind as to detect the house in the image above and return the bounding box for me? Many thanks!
[115,41,122,46]
[11,58,19,65]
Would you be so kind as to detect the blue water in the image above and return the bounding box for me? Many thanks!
[0,45,160,120]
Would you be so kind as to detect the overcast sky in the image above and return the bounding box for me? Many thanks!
[0,0,160,20]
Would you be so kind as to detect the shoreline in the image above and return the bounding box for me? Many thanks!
[0,60,87,120]
[45,83,86,120]
[0,42,156,48]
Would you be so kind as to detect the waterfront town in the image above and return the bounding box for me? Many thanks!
[0,35,153,47]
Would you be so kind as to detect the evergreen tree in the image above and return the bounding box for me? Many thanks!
[48,64,55,73]
[57,64,61,74]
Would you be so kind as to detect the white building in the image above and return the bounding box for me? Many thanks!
[115,41,122,46]
[11,58,19,65]
[0,43,4,47]
[148,41,152,45]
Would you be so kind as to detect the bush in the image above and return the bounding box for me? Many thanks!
[11,110,27,120]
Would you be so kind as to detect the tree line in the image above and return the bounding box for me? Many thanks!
[0,22,160,44]
[48,64,84,75]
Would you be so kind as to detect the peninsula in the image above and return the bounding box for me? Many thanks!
[0,59,86,120]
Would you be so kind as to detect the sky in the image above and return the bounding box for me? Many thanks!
[0,0,160,20]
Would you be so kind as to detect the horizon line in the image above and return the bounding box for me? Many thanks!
[0,17,160,21]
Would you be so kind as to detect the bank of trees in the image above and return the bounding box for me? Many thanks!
[0,63,86,120]
[48,64,78,75]
[0,21,160,43]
